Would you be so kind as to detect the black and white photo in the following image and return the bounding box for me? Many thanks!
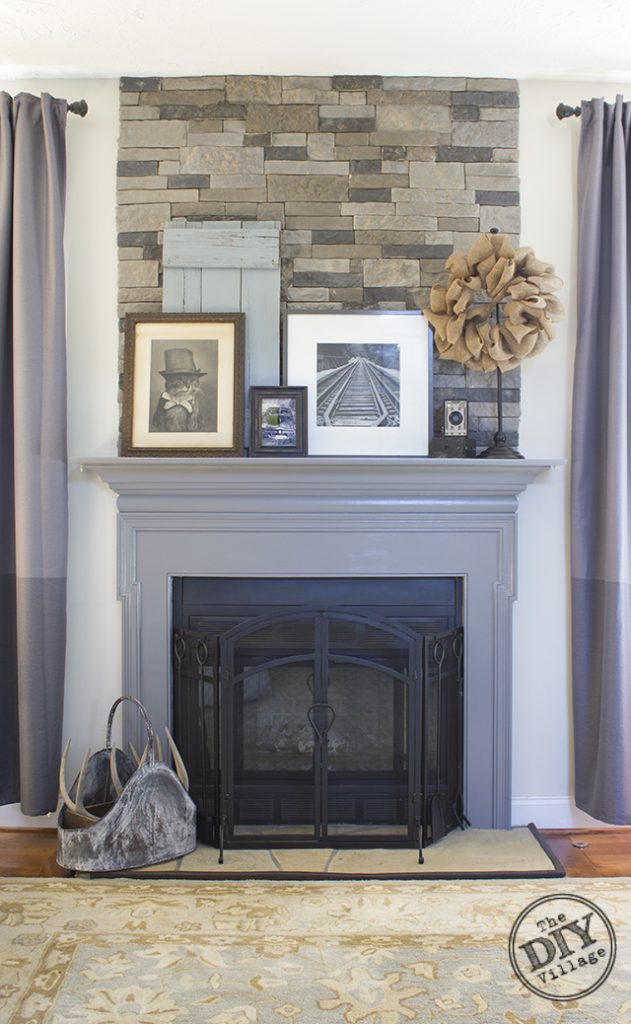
[150,339,218,433]
[316,343,400,427]
[284,311,429,456]
[121,313,245,456]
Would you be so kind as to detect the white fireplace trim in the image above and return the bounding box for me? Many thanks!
[78,456,560,831]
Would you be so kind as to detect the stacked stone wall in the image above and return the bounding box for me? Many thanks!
[118,75,521,447]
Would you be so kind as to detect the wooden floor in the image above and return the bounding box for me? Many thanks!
[1,828,631,878]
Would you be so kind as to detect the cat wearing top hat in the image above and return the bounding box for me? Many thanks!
[152,348,207,432]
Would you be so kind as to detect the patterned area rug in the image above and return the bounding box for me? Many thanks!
[126,825,563,879]
[1,876,628,1023]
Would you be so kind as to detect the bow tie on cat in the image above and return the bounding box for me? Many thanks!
[161,391,195,414]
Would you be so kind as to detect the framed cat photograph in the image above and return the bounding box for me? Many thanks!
[121,313,245,456]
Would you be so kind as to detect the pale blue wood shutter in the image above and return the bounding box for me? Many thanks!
[162,221,281,446]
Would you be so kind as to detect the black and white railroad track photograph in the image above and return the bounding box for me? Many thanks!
[316,342,401,427]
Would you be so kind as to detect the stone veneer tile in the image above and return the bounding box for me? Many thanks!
[120,107,160,121]
[247,105,319,133]
[375,106,450,131]
[117,148,181,161]
[226,76,282,103]
[282,88,339,104]
[119,121,187,147]
[268,176,349,201]
[264,160,350,175]
[162,77,225,90]
[467,175,520,191]
[117,204,172,230]
[480,205,520,233]
[369,90,452,106]
[384,77,466,91]
[307,134,336,160]
[476,190,520,206]
[392,188,476,204]
[206,176,268,191]
[364,259,420,287]
[118,189,199,205]
[452,120,519,148]
[117,160,159,176]
[117,176,168,190]
[187,132,245,147]
[409,163,465,188]
[181,147,264,174]
[467,78,518,91]
[118,260,160,287]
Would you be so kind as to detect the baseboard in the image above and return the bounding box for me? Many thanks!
[512,796,619,829]
[0,804,58,829]
[0,797,620,832]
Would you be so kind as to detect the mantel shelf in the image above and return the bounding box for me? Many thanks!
[75,456,562,506]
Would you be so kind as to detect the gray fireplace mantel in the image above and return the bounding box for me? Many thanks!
[78,456,560,830]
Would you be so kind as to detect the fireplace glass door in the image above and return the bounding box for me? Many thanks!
[220,610,418,848]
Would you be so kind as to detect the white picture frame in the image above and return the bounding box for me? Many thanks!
[284,311,430,456]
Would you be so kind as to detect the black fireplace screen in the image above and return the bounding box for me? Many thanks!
[173,595,465,862]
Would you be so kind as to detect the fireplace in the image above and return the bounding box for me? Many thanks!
[172,576,464,858]
[79,456,557,834]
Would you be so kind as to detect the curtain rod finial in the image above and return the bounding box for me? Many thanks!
[556,103,581,120]
[68,100,88,117]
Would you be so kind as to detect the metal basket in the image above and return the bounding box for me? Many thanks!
[57,696,197,872]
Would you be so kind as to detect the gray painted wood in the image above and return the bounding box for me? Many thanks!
[163,221,281,446]
[201,268,241,311]
[79,457,561,830]
[164,226,279,269]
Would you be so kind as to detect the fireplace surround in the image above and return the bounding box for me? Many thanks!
[79,456,557,830]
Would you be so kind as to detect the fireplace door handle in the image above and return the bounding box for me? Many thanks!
[307,702,336,743]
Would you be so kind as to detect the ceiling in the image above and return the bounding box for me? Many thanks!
[2,0,631,81]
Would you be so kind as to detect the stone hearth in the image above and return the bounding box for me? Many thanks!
[80,456,557,829]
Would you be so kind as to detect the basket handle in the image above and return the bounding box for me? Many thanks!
[105,696,156,766]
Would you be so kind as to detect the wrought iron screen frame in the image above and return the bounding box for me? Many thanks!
[173,603,464,862]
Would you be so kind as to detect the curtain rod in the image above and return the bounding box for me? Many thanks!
[67,100,88,117]
[556,103,581,120]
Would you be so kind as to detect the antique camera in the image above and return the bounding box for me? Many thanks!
[429,399,475,458]
[444,399,468,436]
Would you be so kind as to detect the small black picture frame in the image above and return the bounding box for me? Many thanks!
[249,386,308,457]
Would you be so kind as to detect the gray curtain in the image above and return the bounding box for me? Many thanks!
[572,95,631,823]
[0,93,68,815]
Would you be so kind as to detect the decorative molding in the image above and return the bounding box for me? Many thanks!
[511,797,611,830]
[78,457,560,505]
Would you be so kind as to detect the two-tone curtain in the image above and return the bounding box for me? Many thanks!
[572,95,631,823]
[0,93,68,815]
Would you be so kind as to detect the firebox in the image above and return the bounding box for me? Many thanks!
[172,577,464,862]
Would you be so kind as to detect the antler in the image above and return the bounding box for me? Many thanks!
[109,744,123,797]
[59,740,98,822]
[165,727,189,791]
[128,740,149,769]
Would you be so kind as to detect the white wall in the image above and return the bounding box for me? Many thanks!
[1,75,626,829]
[513,80,630,828]
[0,78,120,827]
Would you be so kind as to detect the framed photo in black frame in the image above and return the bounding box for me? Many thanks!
[249,386,308,457]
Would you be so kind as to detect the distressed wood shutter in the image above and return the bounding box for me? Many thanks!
[162,221,281,445]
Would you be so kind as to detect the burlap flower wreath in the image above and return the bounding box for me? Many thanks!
[422,233,565,372]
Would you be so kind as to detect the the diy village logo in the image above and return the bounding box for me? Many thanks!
[509,894,616,1001]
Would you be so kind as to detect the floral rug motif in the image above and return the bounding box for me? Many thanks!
[0,877,628,1022]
